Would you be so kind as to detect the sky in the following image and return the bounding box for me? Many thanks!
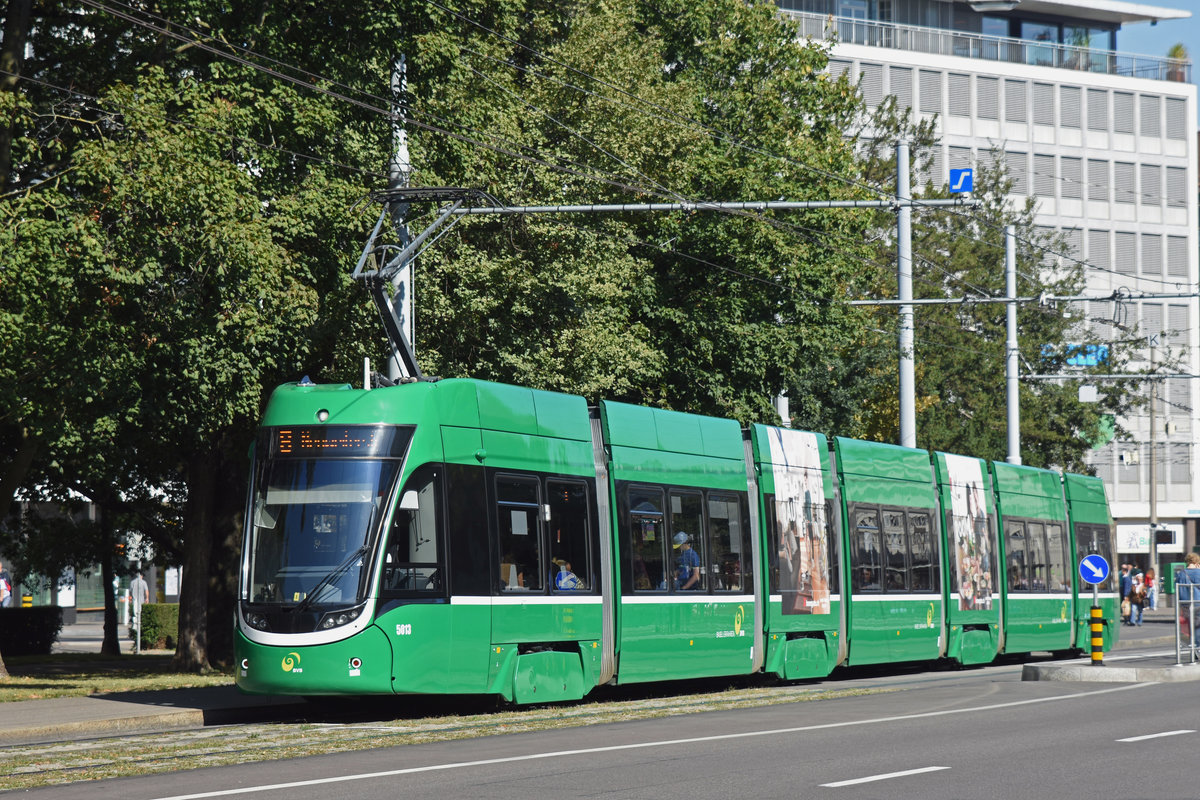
[1115,7,1200,123]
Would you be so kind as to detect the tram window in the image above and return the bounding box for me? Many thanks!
[497,475,542,592]
[825,500,841,596]
[670,490,705,592]
[765,496,780,592]
[1075,523,1116,591]
[1046,523,1069,593]
[708,493,745,593]
[547,480,591,592]
[446,464,488,595]
[909,512,935,592]
[1005,520,1028,591]
[883,510,908,591]
[851,507,882,592]
[381,465,444,596]
[628,486,666,591]
[1027,522,1047,591]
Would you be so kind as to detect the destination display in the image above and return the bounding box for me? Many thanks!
[267,425,410,458]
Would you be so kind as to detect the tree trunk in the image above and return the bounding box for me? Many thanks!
[0,0,34,188]
[206,450,245,667]
[0,426,37,521]
[0,650,8,678]
[172,451,215,673]
[99,505,121,655]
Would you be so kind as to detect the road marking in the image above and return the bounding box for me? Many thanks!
[1117,729,1195,742]
[150,683,1151,800]
[822,765,949,787]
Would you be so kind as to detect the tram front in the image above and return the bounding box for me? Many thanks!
[235,417,417,695]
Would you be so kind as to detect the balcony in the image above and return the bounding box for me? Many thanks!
[782,11,1191,83]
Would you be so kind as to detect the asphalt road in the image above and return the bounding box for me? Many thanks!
[14,646,1192,800]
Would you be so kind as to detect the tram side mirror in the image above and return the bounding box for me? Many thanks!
[254,500,279,530]
[541,503,552,523]
[399,490,420,511]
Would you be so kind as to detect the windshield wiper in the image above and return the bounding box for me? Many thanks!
[292,545,369,614]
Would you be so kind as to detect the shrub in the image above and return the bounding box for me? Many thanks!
[0,606,65,656]
[130,603,179,650]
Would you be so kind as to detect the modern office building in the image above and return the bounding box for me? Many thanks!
[778,1,1198,572]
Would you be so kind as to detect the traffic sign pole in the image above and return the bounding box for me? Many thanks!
[1078,555,1110,667]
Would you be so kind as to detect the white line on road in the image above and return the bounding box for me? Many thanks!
[1117,729,1195,742]
[821,765,949,787]
[150,683,1152,800]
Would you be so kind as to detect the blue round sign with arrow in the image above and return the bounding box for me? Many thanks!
[1079,554,1110,585]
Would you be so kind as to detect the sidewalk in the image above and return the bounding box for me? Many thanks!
[1023,601,1200,683]
[3,606,1198,747]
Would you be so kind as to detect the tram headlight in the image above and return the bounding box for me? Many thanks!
[245,611,270,631]
[318,604,364,630]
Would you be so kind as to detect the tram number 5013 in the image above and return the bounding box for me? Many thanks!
[396,623,413,636]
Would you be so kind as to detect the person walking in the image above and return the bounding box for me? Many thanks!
[0,560,12,608]
[1176,553,1200,641]
[1119,563,1133,625]
[1130,571,1146,626]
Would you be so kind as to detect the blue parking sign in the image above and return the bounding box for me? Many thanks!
[949,168,973,193]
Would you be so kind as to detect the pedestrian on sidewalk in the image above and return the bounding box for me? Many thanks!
[1130,571,1146,626]
[1119,563,1133,625]
[0,560,12,608]
[1145,567,1157,611]
[1176,553,1200,640]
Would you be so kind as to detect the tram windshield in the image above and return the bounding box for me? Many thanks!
[247,456,401,609]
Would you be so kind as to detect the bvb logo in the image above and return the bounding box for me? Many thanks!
[1060,601,1069,622]
[734,605,745,637]
[926,603,935,627]
[282,652,301,672]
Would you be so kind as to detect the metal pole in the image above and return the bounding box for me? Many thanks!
[387,54,413,382]
[896,140,916,449]
[1149,342,1158,581]
[1006,225,1021,465]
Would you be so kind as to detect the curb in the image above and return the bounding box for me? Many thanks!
[0,710,207,747]
[1023,661,1200,683]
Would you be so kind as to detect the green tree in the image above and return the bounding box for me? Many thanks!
[857,101,1138,468]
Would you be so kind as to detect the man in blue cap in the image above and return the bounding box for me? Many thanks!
[673,531,701,591]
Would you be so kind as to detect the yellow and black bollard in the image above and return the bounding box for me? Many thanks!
[1090,605,1104,666]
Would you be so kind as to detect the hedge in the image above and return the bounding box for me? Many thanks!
[0,606,65,656]
[130,603,179,650]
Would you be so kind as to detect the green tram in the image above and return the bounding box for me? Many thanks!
[235,377,1118,701]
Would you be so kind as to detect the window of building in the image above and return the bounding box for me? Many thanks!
[1141,233,1162,276]
[1033,83,1055,125]
[948,72,970,117]
[1114,231,1135,275]
[860,62,883,107]
[1140,164,1162,206]
[1006,151,1027,194]
[1140,95,1161,138]
[890,66,913,110]
[1114,93,1135,134]
[1167,236,1188,277]
[919,69,942,114]
[1005,79,1027,122]
[1033,154,1054,197]
[1060,157,1081,198]
[1086,89,1108,131]
[1166,167,1187,208]
[1166,98,1187,140]
[1060,86,1081,128]
[977,76,998,119]
[1021,21,1057,67]
[1113,162,1136,204]
[1086,159,1108,202]
[1087,229,1109,271]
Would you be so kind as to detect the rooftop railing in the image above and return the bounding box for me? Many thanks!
[782,11,1192,84]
